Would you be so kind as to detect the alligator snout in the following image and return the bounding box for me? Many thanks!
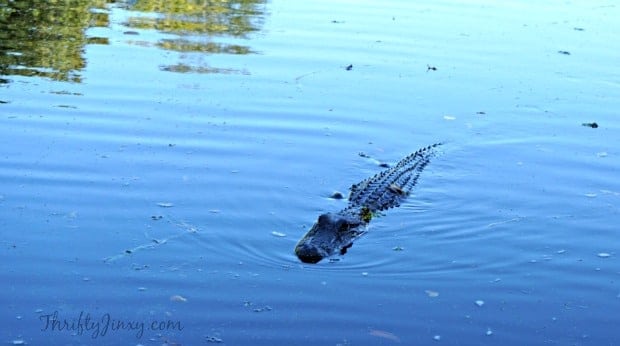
[295,243,324,264]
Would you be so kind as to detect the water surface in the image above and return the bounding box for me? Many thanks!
[1,1,619,345]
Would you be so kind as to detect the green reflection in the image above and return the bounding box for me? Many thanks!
[157,39,255,55]
[0,0,111,83]
[129,0,263,36]
[0,0,266,83]
[127,0,265,74]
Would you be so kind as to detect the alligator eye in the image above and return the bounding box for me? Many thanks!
[337,221,349,233]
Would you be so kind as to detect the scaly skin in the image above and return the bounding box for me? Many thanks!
[295,143,442,263]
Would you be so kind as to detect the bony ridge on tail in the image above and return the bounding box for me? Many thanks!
[295,143,442,263]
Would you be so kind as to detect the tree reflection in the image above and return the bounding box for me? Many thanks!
[129,0,263,37]
[126,0,266,74]
[0,0,111,83]
[0,0,266,84]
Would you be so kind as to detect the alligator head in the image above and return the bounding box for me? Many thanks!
[294,211,368,263]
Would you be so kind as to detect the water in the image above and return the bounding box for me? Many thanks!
[2,1,620,345]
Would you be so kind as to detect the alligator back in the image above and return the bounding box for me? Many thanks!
[348,143,442,212]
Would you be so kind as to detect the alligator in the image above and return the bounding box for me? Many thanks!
[295,143,442,263]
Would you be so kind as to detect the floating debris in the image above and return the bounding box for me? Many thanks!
[369,329,401,343]
[597,152,607,157]
[360,206,373,223]
[137,287,147,292]
[170,295,187,302]
[362,272,369,277]
[244,301,272,312]
[476,111,486,115]
[271,231,286,237]
[584,193,597,198]
[433,335,441,341]
[475,300,485,307]
[358,152,371,158]
[392,246,404,251]
[487,217,522,228]
[346,64,353,71]
[558,50,571,55]
[157,202,174,208]
[206,335,223,343]
[582,122,598,128]
[557,249,566,254]
[253,306,272,312]
[574,27,585,31]
[12,340,26,345]
[443,115,456,120]
[208,209,221,214]
[427,65,437,72]
[330,191,344,199]
[486,328,493,336]
[388,183,406,195]
[425,290,439,298]
[151,215,163,220]
[597,252,611,258]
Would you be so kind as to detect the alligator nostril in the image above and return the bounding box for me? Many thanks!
[295,244,323,264]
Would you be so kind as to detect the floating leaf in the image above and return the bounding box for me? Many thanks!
[369,329,401,343]
[425,290,439,298]
[170,295,187,302]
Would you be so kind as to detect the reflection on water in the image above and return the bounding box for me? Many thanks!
[0,0,266,83]
[0,0,110,83]
[128,0,264,36]
[125,0,265,74]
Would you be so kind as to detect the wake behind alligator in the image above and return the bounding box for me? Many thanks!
[295,143,442,263]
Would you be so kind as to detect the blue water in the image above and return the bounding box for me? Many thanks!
[2,1,620,345]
